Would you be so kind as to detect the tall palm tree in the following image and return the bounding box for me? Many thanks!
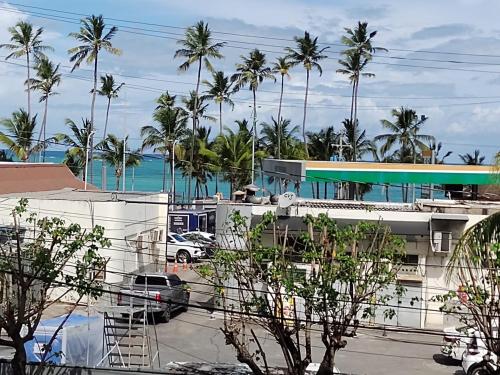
[272,57,292,158]
[97,134,142,190]
[0,21,52,120]
[203,71,235,135]
[175,21,225,199]
[375,107,433,163]
[55,118,92,179]
[141,107,188,192]
[459,150,485,165]
[286,32,329,158]
[338,22,385,161]
[181,91,216,124]
[232,49,275,183]
[375,108,433,202]
[0,109,40,161]
[341,119,375,162]
[97,74,124,140]
[68,14,121,183]
[28,57,61,162]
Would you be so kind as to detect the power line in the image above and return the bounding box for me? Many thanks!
[8,1,500,61]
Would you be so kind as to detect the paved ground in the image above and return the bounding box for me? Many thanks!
[147,266,466,375]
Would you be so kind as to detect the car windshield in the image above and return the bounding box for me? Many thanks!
[172,234,186,242]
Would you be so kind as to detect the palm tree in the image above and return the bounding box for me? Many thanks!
[202,126,255,197]
[0,21,53,120]
[232,49,275,183]
[307,126,339,161]
[338,22,385,161]
[260,117,302,159]
[97,74,124,140]
[0,150,13,162]
[430,141,453,164]
[272,57,292,158]
[203,71,235,135]
[97,134,142,190]
[0,109,41,161]
[181,91,216,124]
[68,14,121,183]
[55,118,92,179]
[28,57,61,162]
[375,107,433,163]
[286,32,329,157]
[341,119,375,162]
[141,107,188,192]
[459,150,485,165]
[175,21,225,199]
[375,107,433,202]
[155,91,178,110]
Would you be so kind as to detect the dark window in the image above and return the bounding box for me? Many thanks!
[402,254,419,265]
[135,276,168,286]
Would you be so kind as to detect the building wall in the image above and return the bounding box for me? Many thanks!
[215,200,495,329]
[0,193,168,301]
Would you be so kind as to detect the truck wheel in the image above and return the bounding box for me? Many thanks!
[176,250,191,264]
[468,364,492,375]
[162,304,171,323]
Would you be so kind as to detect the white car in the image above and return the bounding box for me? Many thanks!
[166,232,205,263]
[182,231,215,243]
[462,330,498,374]
[441,325,475,361]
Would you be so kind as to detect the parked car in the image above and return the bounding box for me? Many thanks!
[166,232,205,263]
[462,330,498,374]
[118,273,190,322]
[181,231,216,257]
[441,325,475,361]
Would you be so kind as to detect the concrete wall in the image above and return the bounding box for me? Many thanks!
[0,193,168,301]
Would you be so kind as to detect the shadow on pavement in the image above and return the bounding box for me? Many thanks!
[433,353,461,366]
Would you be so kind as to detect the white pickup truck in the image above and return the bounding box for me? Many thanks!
[166,232,205,263]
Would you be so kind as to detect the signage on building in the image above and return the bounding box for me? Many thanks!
[170,214,189,233]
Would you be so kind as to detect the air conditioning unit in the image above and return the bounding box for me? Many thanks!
[136,235,143,250]
[432,231,452,253]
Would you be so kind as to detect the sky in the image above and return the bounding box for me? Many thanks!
[0,0,499,163]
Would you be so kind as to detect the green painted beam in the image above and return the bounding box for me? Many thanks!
[306,169,497,185]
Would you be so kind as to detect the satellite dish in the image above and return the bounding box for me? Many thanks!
[278,192,297,208]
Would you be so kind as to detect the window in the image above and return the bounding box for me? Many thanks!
[135,276,167,286]
[402,254,419,265]
[168,275,182,287]
[171,234,186,242]
[91,265,106,281]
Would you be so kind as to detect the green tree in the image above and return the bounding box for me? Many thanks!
[341,118,375,162]
[97,74,125,140]
[201,126,255,196]
[0,21,53,120]
[0,109,41,161]
[459,149,485,165]
[28,57,61,162]
[56,118,92,179]
[0,150,12,162]
[440,212,500,371]
[201,212,405,375]
[232,49,275,182]
[68,15,121,183]
[338,22,385,161]
[141,106,188,192]
[175,21,225,199]
[286,32,328,158]
[307,126,340,198]
[272,57,292,158]
[260,117,303,160]
[155,91,178,111]
[97,134,142,190]
[203,71,235,135]
[0,199,109,375]
[375,108,433,202]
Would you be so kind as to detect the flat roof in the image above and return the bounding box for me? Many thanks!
[0,188,165,202]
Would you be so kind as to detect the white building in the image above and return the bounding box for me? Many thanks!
[215,198,500,329]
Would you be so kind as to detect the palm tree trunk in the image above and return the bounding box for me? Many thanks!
[324,182,327,199]
[302,69,310,158]
[349,81,355,125]
[42,97,48,162]
[89,53,99,184]
[251,88,257,184]
[116,174,120,191]
[277,74,284,160]
[219,101,223,135]
[188,57,203,201]
[316,182,320,199]
[311,182,315,199]
[353,78,359,162]
[26,51,31,121]
[103,98,111,140]
[162,153,167,192]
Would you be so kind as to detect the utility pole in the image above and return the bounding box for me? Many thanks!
[84,131,95,191]
[331,132,351,200]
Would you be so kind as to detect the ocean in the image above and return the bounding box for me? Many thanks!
[34,151,442,202]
